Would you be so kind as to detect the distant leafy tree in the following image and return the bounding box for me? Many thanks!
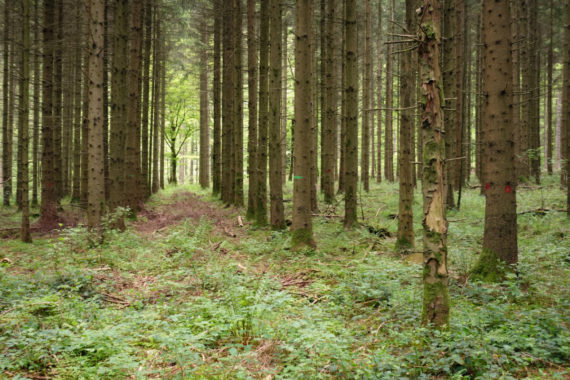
[165,100,195,185]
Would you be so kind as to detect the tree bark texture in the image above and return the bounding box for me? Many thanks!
[269,0,285,229]
[233,0,244,206]
[199,19,210,189]
[418,0,450,327]
[292,0,316,250]
[442,0,456,208]
[343,0,358,229]
[396,0,415,251]
[212,0,222,195]
[473,0,519,281]
[256,0,270,225]
[20,0,32,242]
[563,1,570,214]
[246,0,258,219]
[87,0,105,230]
[384,0,395,182]
[125,0,143,211]
[323,0,338,202]
[361,0,371,192]
[222,0,235,204]
[109,0,129,227]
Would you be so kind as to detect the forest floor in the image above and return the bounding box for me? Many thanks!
[0,178,569,379]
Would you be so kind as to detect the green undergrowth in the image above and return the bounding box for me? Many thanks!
[0,178,569,379]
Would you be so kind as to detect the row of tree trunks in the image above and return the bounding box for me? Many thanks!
[0,0,173,239]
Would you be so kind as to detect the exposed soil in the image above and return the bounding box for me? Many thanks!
[133,191,244,239]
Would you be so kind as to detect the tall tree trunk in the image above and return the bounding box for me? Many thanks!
[32,0,40,207]
[169,129,176,184]
[109,0,129,228]
[2,1,12,206]
[256,0,270,224]
[159,46,166,190]
[472,0,518,281]
[20,0,32,242]
[475,8,483,184]
[511,0,521,183]
[320,0,325,193]
[61,4,74,200]
[270,0,285,229]
[87,0,105,230]
[338,0,346,193]
[462,0,471,187]
[179,144,186,184]
[323,0,338,201]
[103,0,110,201]
[234,0,244,205]
[546,0,554,175]
[527,0,540,184]
[246,0,258,219]
[71,2,83,203]
[396,0,414,251]
[292,0,315,249]
[442,0,456,208]
[310,1,319,212]
[199,19,210,189]
[361,0,371,192]
[212,0,222,195]
[281,14,288,184]
[141,0,152,198]
[416,51,423,183]
[39,0,58,227]
[81,0,90,207]
[384,0,394,182]
[53,0,64,199]
[418,0,450,327]
[454,0,464,190]
[222,0,235,204]
[61,34,71,199]
[125,0,143,210]
[563,1,570,214]
[376,0,383,184]
[343,0,358,229]
[151,9,161,194]
[518,0,530,179]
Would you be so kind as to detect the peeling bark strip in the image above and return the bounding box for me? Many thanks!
[417,0,450,327]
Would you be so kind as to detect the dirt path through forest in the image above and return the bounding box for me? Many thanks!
[133,191,243,238]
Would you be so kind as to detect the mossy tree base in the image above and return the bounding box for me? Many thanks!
[395,237,413,253]
[421,280,450,328]
[291,228,315,252]
[470,248,508,282]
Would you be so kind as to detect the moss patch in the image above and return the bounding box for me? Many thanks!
[291,228,315,251]
[395,237,413,252]
[470,248,507,282]
[421,280,450,328]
